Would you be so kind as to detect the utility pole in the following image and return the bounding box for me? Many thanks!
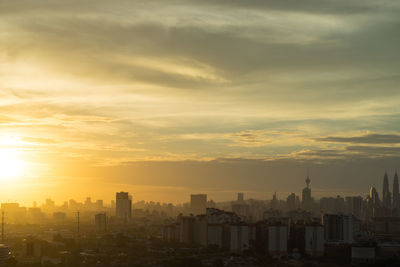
[1,211,4,243]
[77,211,80,237]
[104,212,107,232]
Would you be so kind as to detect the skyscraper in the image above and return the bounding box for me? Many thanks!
[95,213,107,232]
[302,175,312,211]
[116,192,132,222]
[286,193,296,211]
[368,186,380,218]
[393,172,399,216]
[382,172,392,215]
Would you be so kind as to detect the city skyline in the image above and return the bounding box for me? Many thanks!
[1,170,398,208]
[0,175,398,265]
[2,0,400,266]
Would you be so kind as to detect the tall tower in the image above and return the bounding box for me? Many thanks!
[369,186,380,218]
[302,175,312,211]
[382,172,391,216]
[116,192,132,222]
[393,172,399,216]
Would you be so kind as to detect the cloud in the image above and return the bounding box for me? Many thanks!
[346,146,400,155]
[317,133,400,144]
[21,137,55,144]
[1,0,400,202]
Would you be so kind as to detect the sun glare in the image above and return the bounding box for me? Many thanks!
[0,150,25,180]
[0,136,26,181]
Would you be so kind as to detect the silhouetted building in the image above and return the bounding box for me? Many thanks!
[178,215,195,244]
[232,202,250,219]
[289,221,324,256]
[270,192,278,209]
[393,172,400,216]
[230,224,250,252]
[369,186,381,218]
[323,214,354,243]
[193,215,207,246]
[94,213,107,232]
[255,219,289,256]
[163,222,180,243]
[268,225,288,256]
[190,194,207,215]
[302,175,312,211]
[286,193,296,211]
[96,200,103,210]
[382,172,392,216]
[116,192,132,222]
[345,196,363,218]
[320,196,345,214]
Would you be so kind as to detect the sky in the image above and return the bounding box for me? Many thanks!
[1,0,400,205]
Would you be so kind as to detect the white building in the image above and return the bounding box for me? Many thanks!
[207,224,224,247]
[179,216,195,244]
[304,226,324,256]
[193,216,207,246]
[230,224,250,252]
[268,226,288,256]
[163,223,179,243]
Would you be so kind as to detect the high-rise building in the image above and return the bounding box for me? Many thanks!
[286,193,296,211]
[270,192,278,209]
[345,196,363,218]
[190,194,207,215]
[323,214,354,243]
[85,197,92,209]
[237,192,244,202]
[302,175,312,211]
[368,186,380,218]
[289,222,324,256]
[230,224,250,252]
[96,200,103,210]
[178,215,195,244]
[268,225,288,256]
[116,192,132,222]
[393,172,399,216]
[95,213,107,232]
[382,172,391,211]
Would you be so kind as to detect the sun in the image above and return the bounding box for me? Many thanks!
[0,150,25,181]
[0,137,26,181]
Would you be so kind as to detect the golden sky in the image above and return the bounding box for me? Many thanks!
[1,0,400,205]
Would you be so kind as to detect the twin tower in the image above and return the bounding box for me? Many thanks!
[369,171,400,217]
[382,171,400,211]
